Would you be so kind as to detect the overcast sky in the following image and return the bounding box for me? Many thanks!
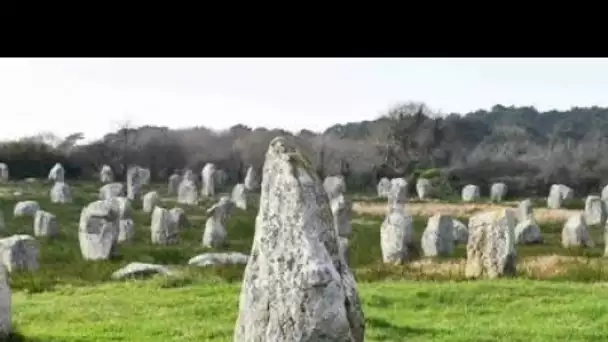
[1,57,608,142]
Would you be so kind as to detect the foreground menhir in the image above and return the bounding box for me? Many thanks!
[233,136,365,342]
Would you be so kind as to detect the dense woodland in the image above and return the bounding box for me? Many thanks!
[2,102,608,198]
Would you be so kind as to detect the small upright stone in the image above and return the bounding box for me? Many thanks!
[562,213,594,248]
[139,168,151,185]
[0,263,11,335]
[380,207,414,264]
[233,136,365,342]
[33,210,59,237]
[421,214,455,257]
[490,182,507,202]
[168,173,181,195]
[465,209,517,279]
[244,166,258,191]
[331,194,352,237]
[231,183,247,210]
[177,178,199,205]
[13,201,40,217]
[48,163,65,182]
[323,175,346,201]
[0,235,39,272]
[142,191,160,213]
[548,184,574,209]
[377,177,390,198]
[462,184,480,202]
[117,219,134,243]
[78,201,119,260]
[518,199,533,222]
[602,184,608,202]
[50,181,72,204]
[170,207,189,230]
[416,178,431,200]
[126,166,142,201]
[100,165,114,183]
[0,163,8,183]
[150,207,179,245]
[584,195,607,226]
[203,196,233,248]
[388,178,408,208]
[201,163,216,198]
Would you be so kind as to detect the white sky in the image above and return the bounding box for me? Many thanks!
[1,57,608,142]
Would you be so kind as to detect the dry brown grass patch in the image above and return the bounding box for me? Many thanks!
[352,201,581,223]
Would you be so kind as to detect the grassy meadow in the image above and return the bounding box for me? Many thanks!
[0,179,607,341]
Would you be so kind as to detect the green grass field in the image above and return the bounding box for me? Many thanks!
[0,179,607,341]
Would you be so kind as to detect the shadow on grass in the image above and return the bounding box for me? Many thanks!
[0,331,47,342]
[366,317,438,339]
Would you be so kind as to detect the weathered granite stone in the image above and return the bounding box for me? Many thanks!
[177,178,198,205]
[231,183,247,210]
[142,191,160,213]
[188,252,249,267]
[380,206,414,264]
[330,194,352,237]
[48,163,64,182]
[233,136,365,342]
[105,196,132,220]
[170,207,189,230]
[548,184,574,209]
[453,218,469,244]
[139,168,151,185]
[203,196,233,248]
[421,214,454,257]
[0,264,11,335]
[117,219,134,243]
[0,163,8,183]
[201,163,216,198]
[462,184,480,202]
[50,181,72,204]
[514,219,543,244]
[99,182,124,200]
[416,178,431,200]
[562,213,594,248]
[323,175,346,201]
[13,201,39,217]
[388,178,408,209]
[168,174,181,195]
[244,166,258,191]
[78,201,119,260]
[150,207,178,245]
[490,182,507,202]
[0,235,39,272]
[111,262,173,280]
[100,165,113,183]
[377,177,390,198]
[518,199,533,222]
[465,209,517,279]
[585,195,607,226]
[33,210,59,237]
[126,166,142,201]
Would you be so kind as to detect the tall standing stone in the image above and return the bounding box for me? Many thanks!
[421,214,455,257]
[33,210,59,237]
[50,181,72,204]
[465,209,517,279]
[584,195,607,226]
[244,166,258,191]
[168,174,181,195]
[562,213,594,248]
[462,184,480,202]
[231,183,247,210]
[514,199,542,244]
[234,136,365,342]
[0,163,8,183]
[142,191,160,213]
[151,207,179,245]
[177,178,198,205]
[126,166,142,201]
[78,201,119,260]
[202,196,233,248]
[490,182,507,202]
[388,178,407,209]
[0,264,10,336]
[377,177,390,198]
[416,178,431,200]
[201,163,216,198]
[100,165,113,183]
[48,163,65,182]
